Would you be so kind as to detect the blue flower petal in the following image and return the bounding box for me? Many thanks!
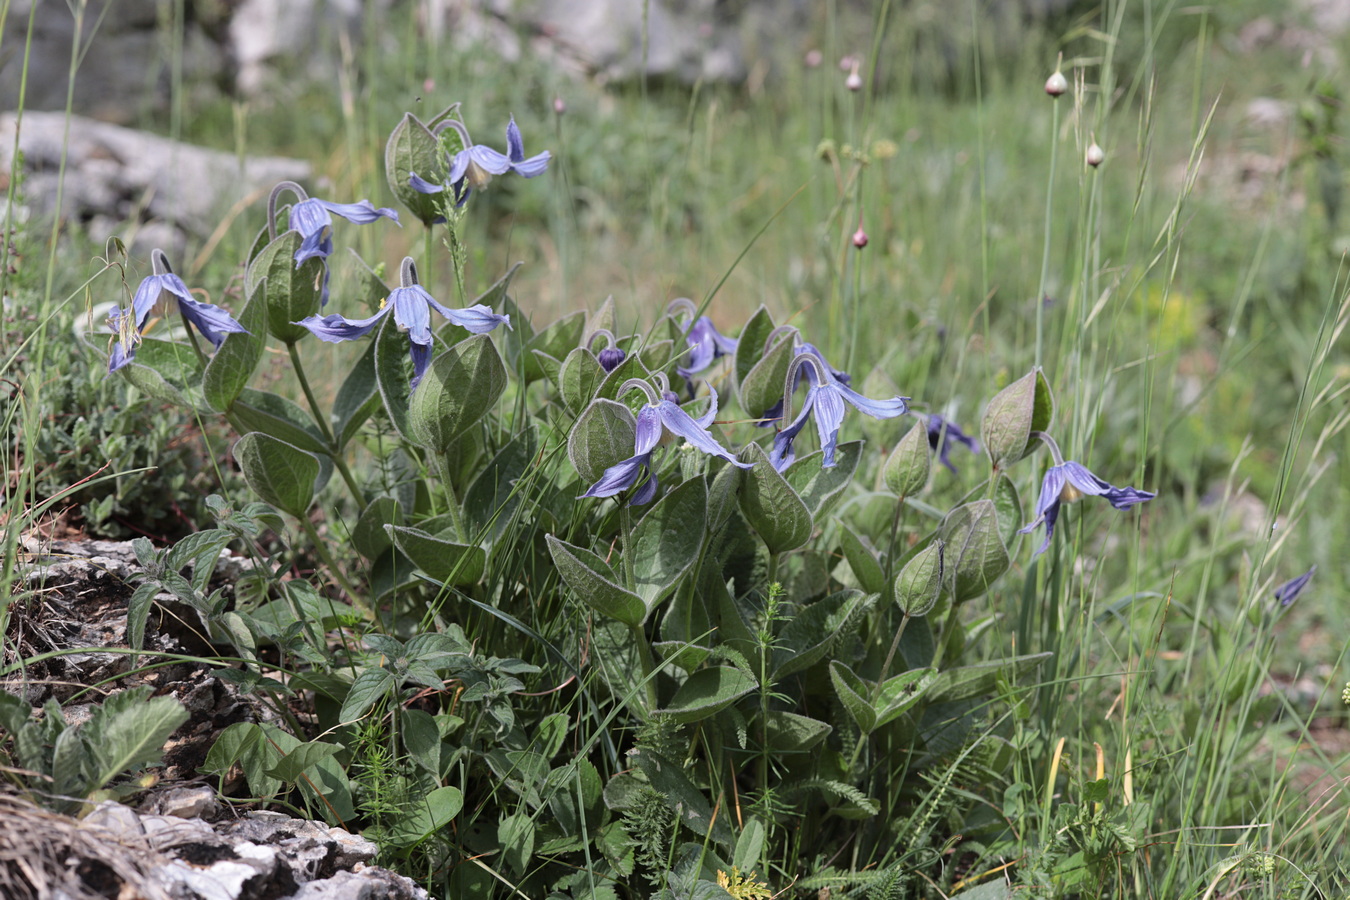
[296,305,392,342]
[582,453,652,499]
[178,297,249,348]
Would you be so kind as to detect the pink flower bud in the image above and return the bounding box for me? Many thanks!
[1086,140,1104,167]
[846,61,863,92]
[805,49,823,68]
[852,226,868,248]
[553,96,566,115]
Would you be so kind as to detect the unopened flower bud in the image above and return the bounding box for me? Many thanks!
[805,49,823,68]
[1086,139,1104,167]
[1045,70,1068,97]
[852,226,868,248]
[846,61,863,92]
[553,96,566,115]
[839,55,856,72]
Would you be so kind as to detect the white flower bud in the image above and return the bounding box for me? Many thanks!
[1045,70,1068,97]
[1086,140,1104,167]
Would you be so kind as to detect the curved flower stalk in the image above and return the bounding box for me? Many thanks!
[582,374,752,505]
[268,181,399,305]
[769,351,909,471]
[410,116,551,208]
[295,256,509,387]
[668,298,739,391]
[108,249,247,371]
[1017,432,1155,556]
[753,329,851,427]
[588,329,627,372]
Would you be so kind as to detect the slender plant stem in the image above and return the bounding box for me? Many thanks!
[1035,97,1061,367]
[297,515,368,615]
[872,613,912,703]
[286,341,367,504]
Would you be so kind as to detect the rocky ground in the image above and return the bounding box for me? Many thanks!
[3,537,426,900]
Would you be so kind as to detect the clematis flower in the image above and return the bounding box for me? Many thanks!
[582,374,752,505]
[269,182,399,306]
[588,329,627,372]
[754,333,850,427]
[1017,434,1155,556]
[1274,566,1316,607]
[295,256,509,388]
[108,249,247,372]
[926,413,979,473]
[667,299,740,391]
[769,351,909,471]
[410,116,550,208]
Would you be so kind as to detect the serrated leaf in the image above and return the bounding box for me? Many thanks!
[547,535,645,627]
[654,666,756,723]
[340,669,398,721]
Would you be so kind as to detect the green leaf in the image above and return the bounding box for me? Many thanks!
[829,660,878,733]
[409,333,508,453]
[733,817,766,874]
[873,667,937,727]
[893,539,944,617]
[112,337,202,408]
[267,739,341,783]
[386,525,486,585]
[340,668,398,721]
[838,525,886,594]
[991,473,1022,547]
[377,785,463,848]
[980,369,1054,469]
[884,419,932,497]
[464,426,535,546]
[233,432,320,518]
[125,583,160,663]
[519,310,586,383]
[332,336,382,450]
[203,276,267,412]
[84,689,189,796]
[560,346,607,414]
[630,477,707,614]
[737,329,796,419]
[759,711,833,752]
[245,231,324,344]
[385,108,456,228]
[499,813,536,874]
[784,440,863,517]
[733,306,776,388]
[547,535,646,627]
[940,500,1010,603]
[773,589,871,679]
[374,313,415,440]
[926,652,1053,703]
[472,261,524,311]
[654,666,756,723]
[352,496,402,560]
[738,443,812,555]
[569,398,637,484]
[232,388,330,457]
[629,748,733,848]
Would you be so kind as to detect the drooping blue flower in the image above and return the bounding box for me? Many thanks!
[410,116,551,208]
[588,329,627,372]
[295,256,509,388]
[667,299,740,394]
[1018,458,1154,556]
[582,376,752,505]
[108,249,248,372]
[927,413,979,473]
[755,337,850,427]
[1274,566,1316,607]
[769,351,909,471]
[289,197,399,268]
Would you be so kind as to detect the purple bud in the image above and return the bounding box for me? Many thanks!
[852,226,868,249]
[597,346,626,372]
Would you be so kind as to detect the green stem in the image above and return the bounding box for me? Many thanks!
[1035,97,1061,368]
[286,342,366,504]
[631,622,659,715]
[433,451,468,542]
[871,613,912,704]
[178,310,210,369]
[930,599,961,669]
[297,515,369,616]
